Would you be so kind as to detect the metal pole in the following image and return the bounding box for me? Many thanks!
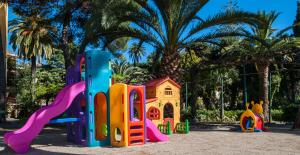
[243,65,248,105]
[269,72,272,124]
[220,76,224,123]
[185,82,188,110]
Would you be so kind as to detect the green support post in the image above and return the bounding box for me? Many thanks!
[185,119,190,134]
[220,76,224,123]
[269,72,272,124]
[185,82,188,109]
[167,121,171,135]
[243,65,248,105]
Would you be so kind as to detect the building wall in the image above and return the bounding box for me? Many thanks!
[146,81,181,128]
[146,86,156,99]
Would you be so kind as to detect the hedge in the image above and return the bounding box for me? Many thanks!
[181,105,299,123]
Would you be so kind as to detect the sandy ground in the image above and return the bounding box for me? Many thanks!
[1,120,300,155]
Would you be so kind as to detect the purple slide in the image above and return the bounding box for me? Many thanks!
[4,81,86,154]
[146,119,168,142]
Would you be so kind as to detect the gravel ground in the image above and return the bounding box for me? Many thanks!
[1,120,300,155]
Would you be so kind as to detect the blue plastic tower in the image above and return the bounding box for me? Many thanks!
[85,50,112,147]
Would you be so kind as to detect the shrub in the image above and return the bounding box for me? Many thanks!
[195,109,243,122]
[270,109,284,121]
[181,107,297,123]
[181,107,193,122]
[224,110,243,122]
[282,104,299,122]
[197,109,218,122]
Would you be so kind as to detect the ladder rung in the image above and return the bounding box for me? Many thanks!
[130,128,144,134]
[129,136,144,141]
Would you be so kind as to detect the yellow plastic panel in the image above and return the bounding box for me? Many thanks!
[110,83,128,147]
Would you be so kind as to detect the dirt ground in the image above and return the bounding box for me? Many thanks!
[1,120,300,155]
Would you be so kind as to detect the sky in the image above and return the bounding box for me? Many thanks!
[7,0,299,63]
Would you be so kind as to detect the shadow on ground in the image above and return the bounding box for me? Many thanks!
[1,119,300,154]
[189,122,300,136]
[0,119,85,154]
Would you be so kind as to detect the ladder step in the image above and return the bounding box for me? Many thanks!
[129,136,144,141]
[130,122,144,126]
[130,128,144,134]
[129,140,144,146]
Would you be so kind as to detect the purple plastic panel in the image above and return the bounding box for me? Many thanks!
[66,54,87,145]
[143,86,147,142]
[129,90,136,121]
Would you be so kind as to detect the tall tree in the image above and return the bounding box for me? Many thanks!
[78,0,133,54]
[293,0,300,129]
[110,0,261,82]
[228,11,300,120]
[11,0,92,71]
[9,14,57,102]
[111,59,149,84]
[54,0,91,70]
[129,41,146,66]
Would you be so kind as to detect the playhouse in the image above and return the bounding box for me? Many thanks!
[145,77,181,132]
[4,50,168,154]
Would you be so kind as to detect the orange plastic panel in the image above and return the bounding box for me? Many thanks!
[94,93,107,141]
[127,85,145,146]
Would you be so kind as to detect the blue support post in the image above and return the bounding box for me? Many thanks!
[85,50,112,147]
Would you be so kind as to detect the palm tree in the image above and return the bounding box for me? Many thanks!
[9,15,57,102]
[111,59,150,84]
[292,1,300,129]
[129,41,146,66]
[230,11,300,120]
[110,0,262,82]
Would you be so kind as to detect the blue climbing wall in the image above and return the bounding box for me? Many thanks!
[85,50,112,147]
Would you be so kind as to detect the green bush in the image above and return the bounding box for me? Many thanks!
[282,104,299,122]
[180,107,193,122]
[182,109,294,123]
[224,110,243,122]
[197,109,219,122]
[195,109,243,122]
[270,109,284,121]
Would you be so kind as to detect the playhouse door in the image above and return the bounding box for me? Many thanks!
[163,118,174,131]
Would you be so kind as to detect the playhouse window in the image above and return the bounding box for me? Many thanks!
[164,87,172,96]
[147,107,160,120]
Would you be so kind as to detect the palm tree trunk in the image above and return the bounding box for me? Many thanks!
[159,51,181,82]
[0,35,6,121]
[189,68,200,122]
[31,56,37,103]
[257,63,269,121]
[79,37,89,54]
[61,1,72,71]
[62,20,71,71]
[289,70,297,103]
[294,107,300,129]
[229,82,238,109]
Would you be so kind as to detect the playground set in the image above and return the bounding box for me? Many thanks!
[240,101,267,132]
[3,50,189,154]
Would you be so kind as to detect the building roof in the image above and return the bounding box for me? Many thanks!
[146,97,158,103]
[134,97,158,104]
[145,77,181,88]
